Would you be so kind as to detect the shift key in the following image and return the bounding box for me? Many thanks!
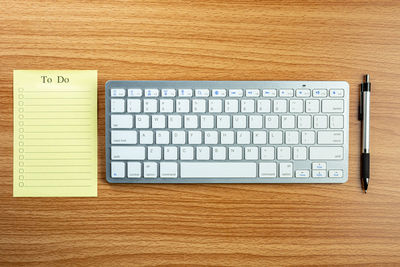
[310,147,343,160]
[111,146,145,160]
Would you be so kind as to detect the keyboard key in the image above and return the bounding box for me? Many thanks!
[161,89,176,97]
[195,89,210,97]
[229,89,243,97]
[312,163,326,169]
[127,162,141,178]
[209,99,222,113]
[295,170,309,178]
[156,131,170,144]
[139,131,153,144]
[279,89,293,97]
[285,131,299,145]
[318,131,343,144]
[172,131,186,144]
[184,115,198,128]
[181,163,257,178]
[329,169,343,178]
[225,99,239,113]
[168,115,182,128]
[217,116,230,128]
[111,88,125,97]
[245,147,258,160]
[144,162,158,178]
[229,147,242,160]
[176,99,190,112]
[164,146,178,160]
[301,131,315,145]
[249,115,262,128]
[306,100,319,113]
[111,130,137,144]
[135,115,150,128]
[296,89,310,97]
[313,89,327,97]
[196,147,210,160]
[181,146,194,160]
[329,89,344,97]
[259,163,276,178]
[193,99,206,113]
[257,100,271,113]
[265,115,278,128]
[111,146,145,160]
[269,131,283,144]
[148,146,162,160]
[310,147,343,160]
[263,89,276,97]
[188,131,202,144]
[152,115,166,129]
[221,131,234,144]
[205,131,218,144]
[127,88,142,97]
[160,162,178,178]
[282,115,295,128]
[314,115,328,128]
[312,170,326,178]
[289,100,303,113]
[160,99,174,113]
[246,89,260,97]
[144,89,159,97]
[200,115,214,128]
[298,115,311,128]
[277,147,290,160]
[273,100,287,112]
[111,99,125,112]
[233,115,247,128]
[322,100,344,113]
[330,115,344,129]
[261,147,274,160]
[111,115,133,128]
[212,89,226,97]
[178,89,193,97]
[241,100,255,112]
[253,131,267,144]
[237,131,251,144]
[143,99,157,112]
[293,146,306,160]
[279,163,293,177]
[213,147,226,160]
[111,162,125,178]
[127,99,141,113]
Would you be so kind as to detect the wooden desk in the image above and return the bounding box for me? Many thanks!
[1,1,400,266]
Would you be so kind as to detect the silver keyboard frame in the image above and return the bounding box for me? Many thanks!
[105,81,349,184]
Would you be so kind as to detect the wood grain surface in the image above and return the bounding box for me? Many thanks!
[1,0,400,266]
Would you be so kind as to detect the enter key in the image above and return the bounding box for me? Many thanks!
[317,131,344,144]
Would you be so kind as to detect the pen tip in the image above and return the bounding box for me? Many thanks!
[365,190,367,194]
[365,74,370,83]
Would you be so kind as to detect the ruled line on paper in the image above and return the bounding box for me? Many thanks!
[24,104,91,106]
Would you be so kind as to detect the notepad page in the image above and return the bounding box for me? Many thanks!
[13,70,97,197]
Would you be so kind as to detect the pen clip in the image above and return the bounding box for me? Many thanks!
[358,83,363,121]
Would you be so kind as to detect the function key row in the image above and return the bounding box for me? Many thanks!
[111,88,344,98]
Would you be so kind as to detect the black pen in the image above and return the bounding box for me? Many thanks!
[359,74,371,193]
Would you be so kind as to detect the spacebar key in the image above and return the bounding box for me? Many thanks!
[181,163,257,178]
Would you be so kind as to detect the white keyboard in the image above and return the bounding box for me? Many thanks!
[105,81,349,183]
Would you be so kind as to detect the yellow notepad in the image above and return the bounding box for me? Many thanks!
[13,70,97,197]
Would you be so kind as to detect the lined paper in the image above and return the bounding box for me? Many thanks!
[13,70,97,197]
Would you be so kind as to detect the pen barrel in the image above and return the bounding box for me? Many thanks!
[362,91,370,152]
[361,153,370,179]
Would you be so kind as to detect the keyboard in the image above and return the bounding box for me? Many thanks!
[105,81,349,183]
